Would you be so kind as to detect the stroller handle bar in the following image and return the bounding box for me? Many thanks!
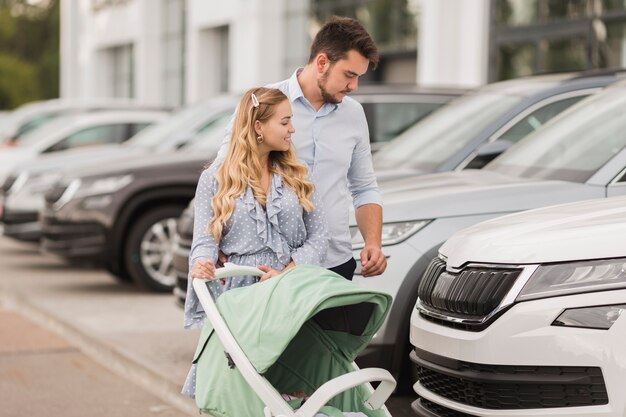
[295,368,396,417]
[197,262,265,281]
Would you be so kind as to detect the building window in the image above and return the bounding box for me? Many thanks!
[162,0,186,107]
[109,44,134,98]
[310,0,420,83]
[490,0,626,81]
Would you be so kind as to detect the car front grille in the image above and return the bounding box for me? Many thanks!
[411,349,609,410]
[417,257,521,329]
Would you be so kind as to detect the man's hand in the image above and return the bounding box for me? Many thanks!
[360,245,387,277]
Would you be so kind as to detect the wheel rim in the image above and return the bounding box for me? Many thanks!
[139,217,178,288]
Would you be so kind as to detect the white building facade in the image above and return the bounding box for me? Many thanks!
[60,0,626,106]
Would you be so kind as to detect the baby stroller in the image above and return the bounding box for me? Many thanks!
[191,263,396,417]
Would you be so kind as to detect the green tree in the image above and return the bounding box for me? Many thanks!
[0,0,59,110]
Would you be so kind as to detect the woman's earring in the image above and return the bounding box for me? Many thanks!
[256,135,264,144]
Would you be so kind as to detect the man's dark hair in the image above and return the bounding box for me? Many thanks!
[309,16,379,69]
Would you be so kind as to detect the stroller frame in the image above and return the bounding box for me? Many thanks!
[192,263,396,417]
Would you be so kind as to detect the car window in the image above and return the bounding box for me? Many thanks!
[363,102,443,144]
[373,92,523,171]
[15,113,62,139]
[185,111,233,151]
[486,88,626,183]
[45,123,130,153]
[130,123,151,137]
[496,95,588,144]
[125,101,215,150]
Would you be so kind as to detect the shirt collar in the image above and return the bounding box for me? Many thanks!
[287,68,339,113]
[287,68,305,103]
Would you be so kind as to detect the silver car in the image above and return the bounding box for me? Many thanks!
[351,79,626,389]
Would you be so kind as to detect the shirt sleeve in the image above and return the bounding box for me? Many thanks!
[347,105,383,209]
[290,187,330,266]
[184,167,220,329]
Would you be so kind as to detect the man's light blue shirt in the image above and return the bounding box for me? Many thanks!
[217,69,382,268]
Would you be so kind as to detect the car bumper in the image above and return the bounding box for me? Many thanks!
[40,213,107,261]
[409,289,626,416]
[1,208,40,241]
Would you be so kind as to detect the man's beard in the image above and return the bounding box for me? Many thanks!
[318,72,344,104]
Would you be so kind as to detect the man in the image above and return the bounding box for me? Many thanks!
[218,16,386,280]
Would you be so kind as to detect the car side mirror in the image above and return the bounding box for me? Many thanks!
[464,140,513,170]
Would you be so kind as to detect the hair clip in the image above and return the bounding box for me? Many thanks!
[251,93,260,108]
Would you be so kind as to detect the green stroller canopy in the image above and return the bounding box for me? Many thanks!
[192,265,394,417]
[195,264,392,373]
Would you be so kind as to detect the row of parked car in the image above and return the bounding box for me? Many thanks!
[2,69,626,415]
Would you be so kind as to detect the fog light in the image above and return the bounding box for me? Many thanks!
[552,304,626,330]
[81,195,113,210]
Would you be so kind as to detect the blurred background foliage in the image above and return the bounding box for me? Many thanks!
[0,0,59,110]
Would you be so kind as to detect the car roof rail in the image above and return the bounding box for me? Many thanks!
[568,67,626,80]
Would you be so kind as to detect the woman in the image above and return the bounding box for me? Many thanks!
[182,87,329,397]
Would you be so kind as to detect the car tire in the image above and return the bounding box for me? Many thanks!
[124,205,185,292]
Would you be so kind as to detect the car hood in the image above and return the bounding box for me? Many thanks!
[0,148,34,182]
[69,149,215,179]
[375,167,427,183]
[441,196,626,267]
[380,170,600,222]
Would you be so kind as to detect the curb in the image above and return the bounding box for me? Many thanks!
[0,290,200,417]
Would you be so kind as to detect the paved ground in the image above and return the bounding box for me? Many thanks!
[0,235,414,417]
[0,308,188,417]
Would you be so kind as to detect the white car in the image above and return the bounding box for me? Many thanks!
[0,98,168,146]
[410,195,626,416]
[0,110,168,183]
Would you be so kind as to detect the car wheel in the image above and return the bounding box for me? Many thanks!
[124,205,185,292]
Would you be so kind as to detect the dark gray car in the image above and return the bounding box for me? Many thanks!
[39,137,224,292]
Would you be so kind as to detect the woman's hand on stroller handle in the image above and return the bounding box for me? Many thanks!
[191,259,216,280]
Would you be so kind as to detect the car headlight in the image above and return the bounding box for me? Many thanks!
[552,304,626,330]
[517,258,626,302]
[350,220,431,250]
[75,174,134,198]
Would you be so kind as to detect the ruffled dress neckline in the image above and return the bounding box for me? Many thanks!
[243,172,292,265]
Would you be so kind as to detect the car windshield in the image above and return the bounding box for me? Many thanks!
[124,101,214,151]
[15,113,64,139]
[372,91,523,171]
[184,111,233,152]
[485,86,626,183]
[17,117,74,147]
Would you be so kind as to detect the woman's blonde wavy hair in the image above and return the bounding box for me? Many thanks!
[208,87,315,241]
